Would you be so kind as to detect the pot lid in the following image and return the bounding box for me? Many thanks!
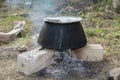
[44,16,82,23]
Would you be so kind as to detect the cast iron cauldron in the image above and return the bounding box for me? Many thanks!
[38,17,87,51]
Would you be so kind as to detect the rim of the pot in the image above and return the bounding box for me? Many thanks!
[44,16,82,23]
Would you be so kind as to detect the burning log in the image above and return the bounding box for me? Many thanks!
[0,20,26,43]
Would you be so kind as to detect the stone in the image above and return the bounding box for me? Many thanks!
[107,67,120,80]
[73,44,104,61]
[17,48,54,75]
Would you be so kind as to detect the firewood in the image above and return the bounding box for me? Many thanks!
[0,20,26,43]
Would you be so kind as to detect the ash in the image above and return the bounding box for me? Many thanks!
[38,51,103,80]
[38,58,87,80]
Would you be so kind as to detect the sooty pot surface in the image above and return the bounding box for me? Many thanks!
[38,17,87,51]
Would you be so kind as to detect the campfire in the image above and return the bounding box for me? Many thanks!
[17,16,104,79]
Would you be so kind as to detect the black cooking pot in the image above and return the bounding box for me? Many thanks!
[38,17,87,50]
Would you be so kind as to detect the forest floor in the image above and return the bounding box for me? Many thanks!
[0,0,120,80]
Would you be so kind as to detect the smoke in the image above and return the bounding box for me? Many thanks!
[30,0,57,47]
[29,0,70,35]
[29,0,57,35]
[5,0,70,47]
[6,0,57,33]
